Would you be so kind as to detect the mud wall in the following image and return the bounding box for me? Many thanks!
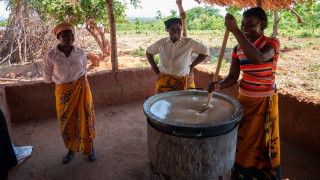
[278,92,320,160]
[88,68,155,107]
[1,68,319,159]
[0,86,12,133]
[3,68,156,123]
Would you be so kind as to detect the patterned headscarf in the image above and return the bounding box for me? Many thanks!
[52,22,75,36]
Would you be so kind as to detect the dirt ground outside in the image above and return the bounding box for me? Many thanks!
[0,31,320,103]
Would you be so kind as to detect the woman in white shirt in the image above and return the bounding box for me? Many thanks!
[146,18,209,94]
[42,22,96,164]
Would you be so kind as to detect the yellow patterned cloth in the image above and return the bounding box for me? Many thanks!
[55,76,96,155]
[155,72,195,94]
[232,92,281,180]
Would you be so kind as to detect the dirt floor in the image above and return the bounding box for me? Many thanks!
[7,101,320,180]
[2,32,320,179]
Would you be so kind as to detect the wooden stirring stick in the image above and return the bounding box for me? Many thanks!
[204,29,230,110]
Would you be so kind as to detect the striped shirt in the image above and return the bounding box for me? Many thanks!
[146,37,209,76]
[232,35,280,97]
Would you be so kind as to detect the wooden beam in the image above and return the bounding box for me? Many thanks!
[256,0,262,7]
[106,0,118,70]
[176,0,187,37]
[272,11,280,37]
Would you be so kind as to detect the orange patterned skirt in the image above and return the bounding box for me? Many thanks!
[155,72,195,94]
[55,76,96,155]
[232,93,281,180]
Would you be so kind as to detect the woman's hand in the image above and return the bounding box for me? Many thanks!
[189,66,193,74]
[208,81,220,93]
[225,13,239,33]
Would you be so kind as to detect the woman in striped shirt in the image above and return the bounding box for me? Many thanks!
[209,7,281,180]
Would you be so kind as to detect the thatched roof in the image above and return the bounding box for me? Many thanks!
[198,0,305,10]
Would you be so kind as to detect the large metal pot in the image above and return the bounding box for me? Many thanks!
[143,90,243,179]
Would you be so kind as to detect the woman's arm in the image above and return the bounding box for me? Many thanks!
[146,52,160,75]
[42,53,54,83]
[225,13,275,64]
[231,29,276,64]
[220,57,240,89]
[190,54,208,72]
[208,57,240,92]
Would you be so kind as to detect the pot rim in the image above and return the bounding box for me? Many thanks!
[143,90,243,129]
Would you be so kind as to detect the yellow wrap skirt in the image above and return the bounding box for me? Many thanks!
[232,92,281,180]
[55,76,96,155]
[155,72,195,94]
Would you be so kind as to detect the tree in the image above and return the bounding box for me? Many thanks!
[0,0,45,65]
[134,18,142,33]
[276,1,320,36]
[225,6,242,21]
[155,10,163,20]
[185,6,220,22]
[185,6,223,30]
[294,0,320,34]
[170,9,177,17]
[0,19,8,27]
[32,0,127,57]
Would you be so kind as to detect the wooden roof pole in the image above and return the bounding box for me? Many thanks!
[272,11,280,37]
[106,0,118,70]
[272,5,304,37]
[176,0,187,37]
[256,0,262,7]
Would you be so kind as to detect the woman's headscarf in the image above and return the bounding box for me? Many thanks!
[52,22,75,36]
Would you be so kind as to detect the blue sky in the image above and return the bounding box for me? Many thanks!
[0,0,226,19]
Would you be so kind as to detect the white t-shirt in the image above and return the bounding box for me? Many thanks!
[146,37,209,76]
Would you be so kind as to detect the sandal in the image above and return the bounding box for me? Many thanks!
[88,146,97,161]
[63,150,75,164]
